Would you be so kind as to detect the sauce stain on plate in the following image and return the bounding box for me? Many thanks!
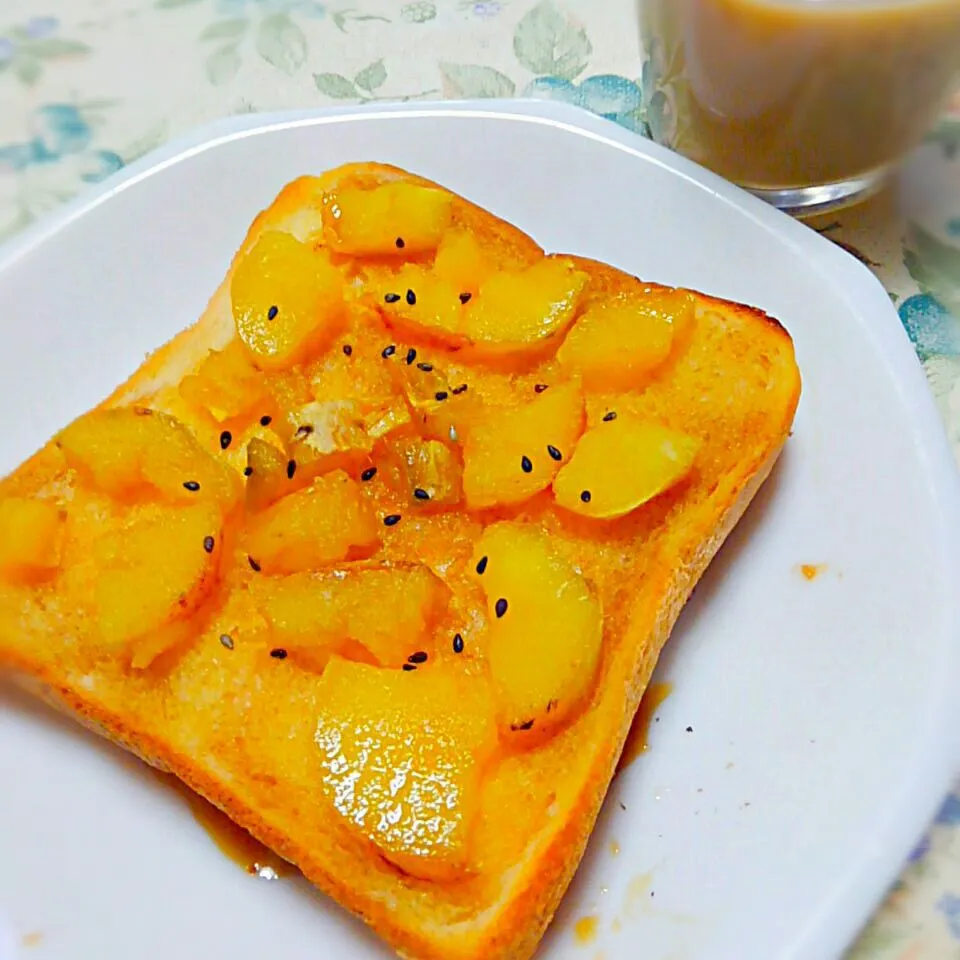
[617,682,673,774]
[573,914,599,944]
[798,563,828,581]
[156,773,289,879]
[21,931,43,948]
[623,872,654,920]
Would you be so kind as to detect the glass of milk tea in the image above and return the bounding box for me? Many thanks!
[639,0,960,214]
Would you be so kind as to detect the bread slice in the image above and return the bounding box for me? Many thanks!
[0,163,800,960]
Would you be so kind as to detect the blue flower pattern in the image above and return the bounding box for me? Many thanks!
[907,832,932,864]
[937,794,960,827]
[0,105,122,182]
[0,15,58,62]
[0,103,124,237]
[938,893,960,940]
[523,74,647,134]
[469,2,503,17]
[24,16,58,38]
[898,293,960,361]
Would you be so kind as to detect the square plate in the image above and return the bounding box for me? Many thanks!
[1,101,959,960]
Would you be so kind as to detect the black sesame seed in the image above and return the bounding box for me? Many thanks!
[406,289,417,306]
[405,347,417,365]
[219,430,232,450]
[459,292,472,304]
[534,383,549,393]
[384,293,401,304]
[686,725,694,733]
[360,467,377,482]
[434,391,448,402]
[520,455,533,474]
[453,632,464,654]
[219,634,234,650]
[183,480,200,492]
[243,466,253,477]
[270,648,288,660]
[510,719,534,731]
[413,488,430,501]
[546,699,557,713]
[603,411,618,422]
[295,424,314,437]
[267,305,278,321]
[383,514,402,527]
[203,535,215,554]
[547,444,562,462]
[580,490,592,503]
[452,383,468,395]
[248,556,261,572]
[495,598,508,618]
[286,459,297,479]
[342,344,353,356]
[382,344,396,358]
[260,414,272,426]
[402,663,416,672]
[417,361,433,372]
[408,651,428,664]
[476,555,488,575]
[395,237,405,249]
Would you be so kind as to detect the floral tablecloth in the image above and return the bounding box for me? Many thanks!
[1,0,959,956]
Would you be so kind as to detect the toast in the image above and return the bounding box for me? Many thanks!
[0,162,801,959]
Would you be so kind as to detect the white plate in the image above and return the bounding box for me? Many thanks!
[1,101,959,960]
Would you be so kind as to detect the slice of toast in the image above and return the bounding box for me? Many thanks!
[0,163,800,960]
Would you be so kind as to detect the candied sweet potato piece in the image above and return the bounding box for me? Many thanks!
[558,288,694,391]
[91,502,223,668]
[553,417,700,520]
[378,257,588,358]
[463,380,584,509]
[244,470,378,574]
[472,523,602,740]
[57,408,240,509]
[231,231,346,369]
[257,564,448,667]
[0,498,65,584]
[326,182,453,257]
[314,657,496,879]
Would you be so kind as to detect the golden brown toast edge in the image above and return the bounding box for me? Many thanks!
[1,163,801,960]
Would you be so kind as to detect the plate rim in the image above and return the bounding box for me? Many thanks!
[1,99,959,960]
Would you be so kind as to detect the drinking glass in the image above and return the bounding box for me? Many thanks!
[638,0,960,215]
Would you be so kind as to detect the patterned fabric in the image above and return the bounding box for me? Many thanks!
[1,1,958,955]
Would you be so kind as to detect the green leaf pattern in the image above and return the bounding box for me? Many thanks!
[0,19,90,88]
[256,13,307,74]
[199,19,248,43]
[206,44,243,86]
[905,224,960,318]
[513,1,591,80]
[354,59,387,93]
[313,72,359,98]
[439,62,515,99]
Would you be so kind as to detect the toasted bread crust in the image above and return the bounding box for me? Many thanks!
[0,163,800,960]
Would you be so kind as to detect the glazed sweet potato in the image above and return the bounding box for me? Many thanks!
[0,162,800,960]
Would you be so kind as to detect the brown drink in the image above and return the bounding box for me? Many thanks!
[640,0,960,212]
